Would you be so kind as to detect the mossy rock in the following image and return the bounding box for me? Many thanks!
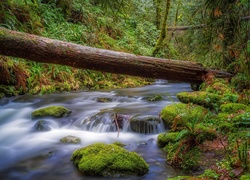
[177,91,222,109]
[166,144,201,172]
[220,103,249,113]
[240,174,250,180]
[206,81,234,95]
[160,103,208,128]
[180,147,201,172]
[157,132,178,148]
[113,141,126,147]
[194,124,217,142]
[145,95,164,101]
[71,143,149,177]
[130,115,161,133]
[96,97,113,102]
[216,111,250,129]
[31,106,71,119]
[60,135,81,144]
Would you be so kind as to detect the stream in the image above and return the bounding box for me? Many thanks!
[0,80,192,180]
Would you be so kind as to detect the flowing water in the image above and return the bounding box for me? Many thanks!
[0,80,192,180]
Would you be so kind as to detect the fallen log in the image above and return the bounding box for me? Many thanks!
[0,27,232,84]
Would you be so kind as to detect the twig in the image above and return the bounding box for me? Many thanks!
[114,113,120,138]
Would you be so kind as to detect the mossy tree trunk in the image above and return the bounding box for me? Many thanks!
[153,0,162,29]
[152,0,171,56]
[0,27,232,84]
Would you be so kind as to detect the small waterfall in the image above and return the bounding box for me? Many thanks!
[75,112,165,134]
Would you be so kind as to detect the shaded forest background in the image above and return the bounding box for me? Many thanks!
[0,0,249,97]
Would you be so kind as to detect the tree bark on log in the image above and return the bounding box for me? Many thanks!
[0,27,232,84]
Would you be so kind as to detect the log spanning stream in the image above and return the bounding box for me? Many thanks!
[0,81,191,180]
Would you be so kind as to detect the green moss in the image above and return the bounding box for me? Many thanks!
[71,143,149,177]
[220,103,249,113]
[166,144,201,172]
[168,176,192,180]
[180,147,201,172]
[146,95,164,101]
[240,174,250,180]
[195,124,217,142]
[199,169,219,180]
[31,106,71,119]
[207,82,233,95]
[157,132,178,148]
[218,122,235,133]
[177,91,222,109]
[160,103,208,128]
[113,141,126,147]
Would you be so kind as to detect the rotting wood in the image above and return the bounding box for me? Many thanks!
[0,27,232,84]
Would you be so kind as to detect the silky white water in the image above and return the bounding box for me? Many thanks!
[0,81,191,180]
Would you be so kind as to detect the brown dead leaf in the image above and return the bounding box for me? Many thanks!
[214,7,222,17]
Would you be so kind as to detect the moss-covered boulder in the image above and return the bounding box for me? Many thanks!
[205,81,234,95]
[177,91,222,109]
[60,135,81,144]
[157,132,178,148]
[71,143,149,177]
[160,103,208,128]
[130,115,161,133]
[220,103,250,113]
[31,106,71,119]
[194,124,217,142]
[96,97,113,102]
[145,95,164,101]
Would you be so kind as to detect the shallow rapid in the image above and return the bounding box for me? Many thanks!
[0,80,191,180]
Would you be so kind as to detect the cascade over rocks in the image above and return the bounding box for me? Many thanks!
[130,115,162,134]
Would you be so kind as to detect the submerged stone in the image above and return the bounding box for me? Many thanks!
[130,115,161,134]
[71,143,149,177]
[60,135,81,144]
[33,120,51,131]
[96,97,113,102]
[145,95,164,101]
[31,106,71,119]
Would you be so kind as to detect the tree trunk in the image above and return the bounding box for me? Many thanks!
[0,27,232,84]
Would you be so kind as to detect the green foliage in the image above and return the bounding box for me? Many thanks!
[220,103,249,114]
[199,169,219,180]
[160,103,208,129]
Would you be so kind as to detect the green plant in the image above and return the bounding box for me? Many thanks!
[237,140,249,170]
